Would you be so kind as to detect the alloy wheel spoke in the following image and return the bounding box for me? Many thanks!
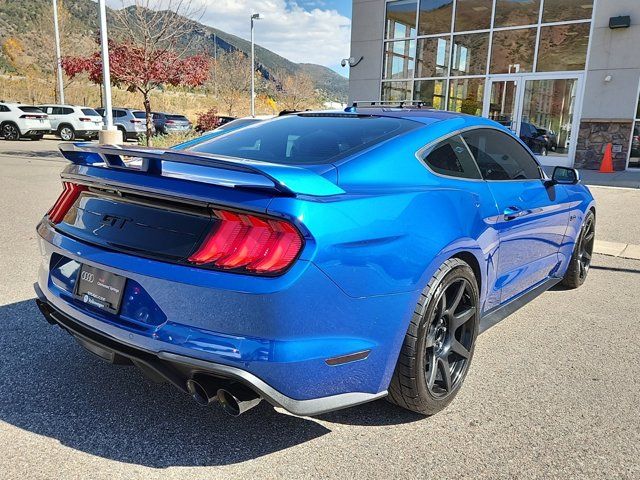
[426,354,438,389]
[436,294,446,319]
[583,251,591,262]
[451,306,476,330]
[450,339,471,359]
[584,232,594,243]
[449,281,466,313]
[439,357,453,392]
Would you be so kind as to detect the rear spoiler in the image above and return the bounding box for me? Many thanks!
[59,143,345,197]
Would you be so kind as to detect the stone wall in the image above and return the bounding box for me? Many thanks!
[574,120,633,170]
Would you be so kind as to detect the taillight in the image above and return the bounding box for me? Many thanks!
[79,117,91,122]
[20,114,45,119]
[188,209,303,275]
[166,120,176,124]
[130,119,143,123]
[48,183,88,223]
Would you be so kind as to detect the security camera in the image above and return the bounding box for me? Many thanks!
[341,58,348,67]
[340,56,364,68]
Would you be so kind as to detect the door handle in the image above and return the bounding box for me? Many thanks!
[503,206,528,221]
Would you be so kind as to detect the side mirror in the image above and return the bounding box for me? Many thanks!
[550,166,580,185]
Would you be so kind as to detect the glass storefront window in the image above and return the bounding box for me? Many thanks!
[448,78,484,116]
[451,33,489,76]
[494,0,541,28]
[418,0,453,35]
[490,28,536,74]
[454,0,493,32]
[382,81,412,101]
[536,24,590,72]
[383,40,416,80]
[416,37,450,78]
[543,0,594,23]
[520,79,577,156]
[414,80,447,109]
[488,80,519,130]
[630,123,640,168]
[385,0,418,39]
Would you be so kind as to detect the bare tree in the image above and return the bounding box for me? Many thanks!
[211,50,253,116]
[109,0,206,140]
[277,70,318,111]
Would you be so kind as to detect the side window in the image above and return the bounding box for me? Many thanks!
[62,107,74,115]
[462,128,541,181]
[113,110,125,118]
[0,105,10,112]
[421,134,481,180]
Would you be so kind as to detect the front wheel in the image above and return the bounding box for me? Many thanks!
[387,258,479,415]
[561,210,595,289]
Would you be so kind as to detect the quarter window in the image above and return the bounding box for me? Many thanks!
[462,128,541,180]
[421,135,481,179]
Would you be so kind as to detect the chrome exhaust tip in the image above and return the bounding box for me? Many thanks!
[217,386,261,416]
[186,378,219,406]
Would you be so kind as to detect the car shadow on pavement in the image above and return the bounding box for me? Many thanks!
[0,299,422,467]
[0,150,64,160]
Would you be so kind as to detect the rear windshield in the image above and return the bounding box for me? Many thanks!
[167,114,188,121]
[82,108,99,116]
[133,111,146,118]
[18,106,44,113]
[190,114,419,164]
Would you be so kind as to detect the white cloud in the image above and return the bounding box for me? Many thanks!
[105,0,351,71]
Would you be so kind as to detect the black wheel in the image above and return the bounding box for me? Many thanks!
[117,126,128,142]
[388,258,479,415]
[540,146,548,156]
[58,125,75,141]
[1,123,20,141]
[561,210,595,289]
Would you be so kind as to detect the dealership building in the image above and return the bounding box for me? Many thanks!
[348,0,640,170]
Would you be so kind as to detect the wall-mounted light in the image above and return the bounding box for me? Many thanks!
[341,56,364,68]
[609,15,631,29]
[604,74,612,82]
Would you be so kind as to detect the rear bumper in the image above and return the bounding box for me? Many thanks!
[34,292,386,416]
[35,221,415,413]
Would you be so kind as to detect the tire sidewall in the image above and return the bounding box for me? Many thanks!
[2,123,20,140]
[59,126,74,141]
[415,263,480,407]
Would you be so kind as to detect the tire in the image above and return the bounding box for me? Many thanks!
[58,125,75,141]
[561,210,595,289]
[540,146,548,156]
[1,123,21,141]
[388,258,480,415]
[117,126,127,142]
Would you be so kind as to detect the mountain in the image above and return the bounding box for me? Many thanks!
[0,0,348,101]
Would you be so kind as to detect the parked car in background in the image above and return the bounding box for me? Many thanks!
[94,108,151,141]
[0,102,51,141]
[536,127,558,151]
[152,112,192,135]
[38,105,103,141]
[519,122,549,155]
[35,108,595,418]
[174,116,271,150]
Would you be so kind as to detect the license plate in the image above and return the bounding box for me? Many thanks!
[75,264,126,314]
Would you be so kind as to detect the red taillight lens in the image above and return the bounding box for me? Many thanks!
[188,209,303,275]
[79,117,91,122]
[48,183,87,223]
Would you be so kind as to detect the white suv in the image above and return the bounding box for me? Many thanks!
[0,102,51,141]
[38,105,104,141]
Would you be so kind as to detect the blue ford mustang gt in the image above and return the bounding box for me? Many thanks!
[35,107,595,417]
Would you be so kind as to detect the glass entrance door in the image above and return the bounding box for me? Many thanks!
[486,79,520,133]
[483,75,582,167]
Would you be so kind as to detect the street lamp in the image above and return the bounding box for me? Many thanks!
[250,13,261,117]
[52,0,65,104]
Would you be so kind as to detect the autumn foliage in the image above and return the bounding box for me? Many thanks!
[62,40,209,142]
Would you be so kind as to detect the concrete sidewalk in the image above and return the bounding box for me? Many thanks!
[578,169,640,189]
[594,239,640,260]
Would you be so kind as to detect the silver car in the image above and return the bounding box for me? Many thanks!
[94,108,154,141]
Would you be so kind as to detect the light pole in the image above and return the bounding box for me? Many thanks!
[97,0,121,144]
[250,13,261,117]
[52,0,65,104]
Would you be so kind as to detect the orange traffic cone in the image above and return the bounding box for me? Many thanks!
[599,143,614,173]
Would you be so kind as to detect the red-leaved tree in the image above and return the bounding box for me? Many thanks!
[63,40,209,144]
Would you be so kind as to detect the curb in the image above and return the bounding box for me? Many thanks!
[593,240,640,261]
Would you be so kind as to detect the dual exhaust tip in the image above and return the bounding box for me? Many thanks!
[186,377,261,416]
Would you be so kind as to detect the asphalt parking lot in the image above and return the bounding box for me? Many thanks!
[1,139,639,479]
